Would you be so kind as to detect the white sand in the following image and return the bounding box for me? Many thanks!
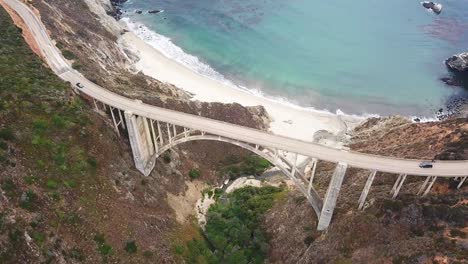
[119,31,363,144]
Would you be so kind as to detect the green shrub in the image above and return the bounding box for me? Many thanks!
[52,115,68,128]
[46,179,58,189]
[87,157,97,168]
[62,50,77,60]
[49,191,60,201]
[98,244,113,256]
[0,213,4,232]
[32,119,49,134]
[188,169,201,180]
[20,189,37,210]
[174,244,184,255]
[8,229,22,244]
[72,62,83,70]
[94,234,113,256]
[0,140,7,150]
[53,144,67,169]
[24,175,39,185]
[64,180,76,188]
[1,179,16,195]
[304,235,315,246]
[163,152,171,163]
[381,199,403,212]
[0,128,14,141]
[32,231,46,246]
[222,155,271,179]
[124,240,137,254]
[69,248,85,261]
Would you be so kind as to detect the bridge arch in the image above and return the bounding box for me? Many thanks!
[151,134,323,216]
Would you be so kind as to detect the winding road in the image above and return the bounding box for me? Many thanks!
[4,0,468,177]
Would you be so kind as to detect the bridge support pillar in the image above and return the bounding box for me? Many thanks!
[124,111,155,176]
[317,162,348,231]
[358,170,377,210]
[457,176,467,189]
[307,158,318,195]
[422,176,437,197]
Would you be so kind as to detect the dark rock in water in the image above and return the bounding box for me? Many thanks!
[109,0,129,20]
[422,1,435,9]
[135,10,142,14]
[148,10,162,14]
[440,77,462,87]
[445,52,468,72]
[413,118,421,122]
[110,0,128,7]
[421,1,442,14]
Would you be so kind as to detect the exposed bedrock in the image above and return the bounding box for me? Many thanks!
[442,52,468,94]
[445,52,468,73]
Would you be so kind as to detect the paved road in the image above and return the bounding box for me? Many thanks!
[5,0,468,177]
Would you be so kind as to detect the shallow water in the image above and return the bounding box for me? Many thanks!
[121,0,468,116]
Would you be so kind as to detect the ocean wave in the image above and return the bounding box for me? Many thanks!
[122,17,233,85]
[121,16,383,121]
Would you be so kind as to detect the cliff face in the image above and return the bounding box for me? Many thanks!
[264,117,467,264]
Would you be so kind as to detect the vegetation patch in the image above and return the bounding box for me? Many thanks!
[220,155,271,180]
[19,190,37,211]
[180,186,285,263]
[94,233,113,256]
[124,240,138,254]
[0,6,109,262]
[62,49,77,60]
[188,168,201,180]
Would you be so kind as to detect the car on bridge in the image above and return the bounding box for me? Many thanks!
[419,161,433,168]
[76,82,84,89]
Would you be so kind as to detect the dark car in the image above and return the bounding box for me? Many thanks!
[76,82,84,89]
[419,162,433,168]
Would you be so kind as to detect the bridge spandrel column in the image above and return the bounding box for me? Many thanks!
[124,111,155,176]
[317,162,348,231]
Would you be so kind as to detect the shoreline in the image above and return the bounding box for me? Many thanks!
[117,18,367,146]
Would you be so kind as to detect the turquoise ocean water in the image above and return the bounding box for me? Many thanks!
[121,0,468,116]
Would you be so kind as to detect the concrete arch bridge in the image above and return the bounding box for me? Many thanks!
[5,0,467,231]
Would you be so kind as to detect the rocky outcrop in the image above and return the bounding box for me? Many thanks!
[445,52,468,73]
[421,1,442,14]
[83,0,124,36]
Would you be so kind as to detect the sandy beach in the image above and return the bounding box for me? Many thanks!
[118,29,363,146]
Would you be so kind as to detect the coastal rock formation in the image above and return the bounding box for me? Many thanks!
[421,1,442,14]
[83,0,124,35]
[445,52,468,72]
